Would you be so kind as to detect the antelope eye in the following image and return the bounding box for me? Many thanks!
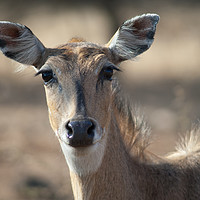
[102,66,114,81]
[35,68,57,86]
[100,64,120,81]
[42,71,54,83]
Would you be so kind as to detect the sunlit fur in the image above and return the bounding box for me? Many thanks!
[167,127,200,160]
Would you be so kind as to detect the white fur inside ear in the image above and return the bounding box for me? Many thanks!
[0,21,45,67]
[108,13,160,60]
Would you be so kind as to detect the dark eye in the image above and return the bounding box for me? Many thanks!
[102,66,114,81]
[35,69,57,85]
[42,71,54,84]
[100,64,120,81]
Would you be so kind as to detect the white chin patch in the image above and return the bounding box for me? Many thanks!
[59,134,107,176]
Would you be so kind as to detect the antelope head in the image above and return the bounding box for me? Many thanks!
[0,14,159,176]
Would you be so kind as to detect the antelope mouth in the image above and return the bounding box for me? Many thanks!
[59,126,107,175]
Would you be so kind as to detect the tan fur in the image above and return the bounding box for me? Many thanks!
[68,37,86,43]
[167,127,200,160]
[1,14,200,200]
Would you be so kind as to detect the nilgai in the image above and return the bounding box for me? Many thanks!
[0,14,200,199]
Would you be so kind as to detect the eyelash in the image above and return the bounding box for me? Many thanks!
[35,69,56,85]
[96,64,121,90]
[100,65,120,81]
[35,64,120,86]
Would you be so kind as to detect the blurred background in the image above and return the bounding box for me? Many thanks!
[0,0,200,199]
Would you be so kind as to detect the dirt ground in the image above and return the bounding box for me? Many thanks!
[0,2,200,200]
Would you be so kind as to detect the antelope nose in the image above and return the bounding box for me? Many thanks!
[65,119,95,147]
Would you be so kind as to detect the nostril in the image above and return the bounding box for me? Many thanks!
[87,123,95,137]
[66,121,73,138]
[64,119,96,147]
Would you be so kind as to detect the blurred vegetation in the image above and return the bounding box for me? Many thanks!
[1,0,200,34]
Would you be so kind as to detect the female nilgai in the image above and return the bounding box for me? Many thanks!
[0,14,200,199]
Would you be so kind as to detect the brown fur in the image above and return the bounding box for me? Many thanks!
[1,14,200,200]
[70,101,200,199]
[45,42,200,200]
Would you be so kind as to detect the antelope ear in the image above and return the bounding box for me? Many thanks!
[107,14,160,62]
[0,21,46,69]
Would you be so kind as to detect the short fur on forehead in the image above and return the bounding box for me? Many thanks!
[68,37,86,43]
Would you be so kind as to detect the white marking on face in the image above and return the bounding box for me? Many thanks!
[59,128,108,176]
